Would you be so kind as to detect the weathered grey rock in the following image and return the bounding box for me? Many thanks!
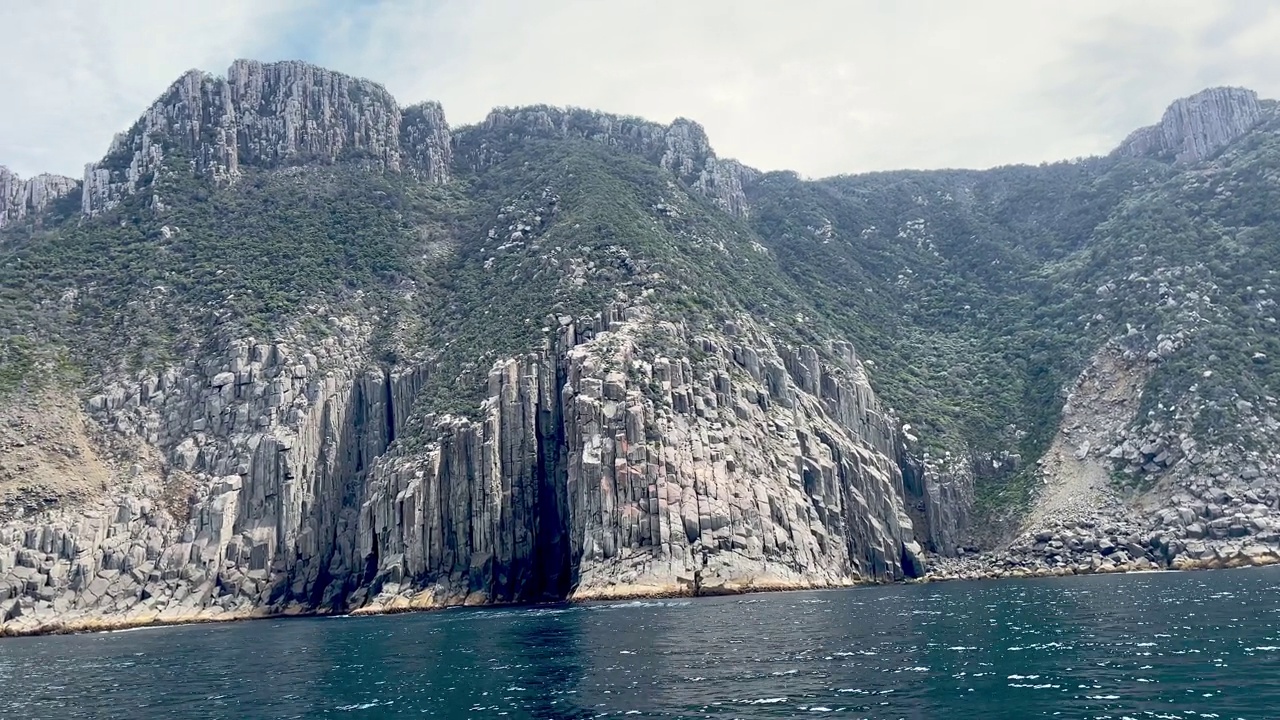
[897,446,1001,556]
[81,60,452,215]
[0,166,77,230]
[1115,87,1266,164]
[356,309,923,607]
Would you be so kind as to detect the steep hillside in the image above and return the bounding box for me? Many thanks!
[1,63,1278,634]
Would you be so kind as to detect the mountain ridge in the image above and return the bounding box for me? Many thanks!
[10,60,1273,224]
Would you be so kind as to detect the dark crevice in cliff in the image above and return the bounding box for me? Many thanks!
[301,368,405,611]
[363,526,380,588]
[897,447,934,553]
[382,366,396,446]
[529,361,574,602]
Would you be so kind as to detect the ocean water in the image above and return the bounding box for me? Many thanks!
[2,568,1279,719]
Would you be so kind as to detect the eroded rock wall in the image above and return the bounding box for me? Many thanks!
[0,304,923,634]
[0,318,428,632]
[900,448,975,556]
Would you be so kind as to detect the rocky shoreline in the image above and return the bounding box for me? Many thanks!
[6,554,1280,639]
[923,542,1280,582]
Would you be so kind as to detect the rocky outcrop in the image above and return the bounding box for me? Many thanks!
[0,304,924,634]
[73,64,758,220]
[1115,87,1267,164]
[401,102,452,184]
[453,107,757,217]
[0,167,77,230]
[66,63,754,222]
[81,60,453,215]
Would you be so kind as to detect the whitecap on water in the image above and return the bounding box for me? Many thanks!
[336,700,394,711]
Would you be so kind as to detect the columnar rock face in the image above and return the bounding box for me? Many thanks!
[0,166,77,230]
[900,448,975,555]
[454,107,757,217]
[0,318,427,632]
[81,60,453,215]
[355,308,923,612]
[1115,87,1267,164]
[401,102,452,184]
[65,61,755,220]
[0,306,924,633]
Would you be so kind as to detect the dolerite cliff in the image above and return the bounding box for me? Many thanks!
[357,308,920,612]
[80,59,453,215]
[4,61,1280,635]
[0,167,77,230]
[0,302,922,633]
[1114,87,1267,164]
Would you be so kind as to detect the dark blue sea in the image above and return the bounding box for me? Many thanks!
[3,568,1280,718]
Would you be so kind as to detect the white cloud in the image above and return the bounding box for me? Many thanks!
[1,0,1275,180]
[312,0,1280,176]
[0,0,308,178]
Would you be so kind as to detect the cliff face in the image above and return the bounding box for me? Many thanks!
[0,306,922,634]
[0,318,398,630]
[357,308,921,612]
[81,60,453,215]
[1114,87,1267,164]
[0,167,77,230]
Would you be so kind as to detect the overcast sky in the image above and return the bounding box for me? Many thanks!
[2,1,1277,180]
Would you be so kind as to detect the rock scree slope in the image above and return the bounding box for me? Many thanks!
[2,60,1280,634]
